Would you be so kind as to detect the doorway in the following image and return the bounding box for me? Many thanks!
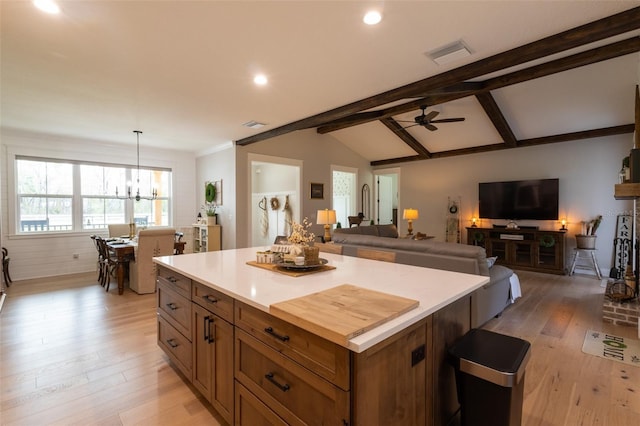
[249,154,302,247]
[332,166,357,229]
[374,168,400,226]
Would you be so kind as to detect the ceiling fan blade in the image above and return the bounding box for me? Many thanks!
[424,110,439,120]
[430,117,465,123]
[425,124,438,131]
[402,123,420,129]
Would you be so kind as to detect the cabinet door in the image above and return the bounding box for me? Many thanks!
[512,241,534,267]
[536,233,564,271]
[192,303,234,424]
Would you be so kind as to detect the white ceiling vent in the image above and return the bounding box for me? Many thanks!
[243,120,266,129]
[426,40,471,66]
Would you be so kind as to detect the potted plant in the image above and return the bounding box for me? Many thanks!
[576,215,602,249]
[202,201,217,225]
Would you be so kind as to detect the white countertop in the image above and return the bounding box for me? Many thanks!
[154,247,489,352]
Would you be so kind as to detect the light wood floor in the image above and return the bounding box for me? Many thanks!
[1,270,639,425]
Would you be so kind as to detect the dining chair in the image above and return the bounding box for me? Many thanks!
[129,228,176,294]
[96,236,131,292]
[108,223,134,238]
[90,235,105,286]
[2,247,12,287]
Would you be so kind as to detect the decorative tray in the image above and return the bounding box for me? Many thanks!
[275,258,328,271]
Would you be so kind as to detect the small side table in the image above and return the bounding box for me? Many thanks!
[569,248,602,280]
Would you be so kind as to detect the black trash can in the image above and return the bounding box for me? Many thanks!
[448,328,531,426]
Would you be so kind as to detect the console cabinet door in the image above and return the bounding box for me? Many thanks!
[192,303,234,424]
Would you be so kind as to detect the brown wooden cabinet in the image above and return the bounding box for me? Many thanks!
[157,268,476,426]
[156,267,193,380]
[467,227,566,274]
[192,303,234,424]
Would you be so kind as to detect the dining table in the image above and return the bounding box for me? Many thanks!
[106,238,186,295]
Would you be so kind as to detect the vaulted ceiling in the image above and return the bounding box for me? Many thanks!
[2,2,639,165]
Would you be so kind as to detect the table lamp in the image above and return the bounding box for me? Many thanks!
[403,208,419,235]
[316,209,337,242]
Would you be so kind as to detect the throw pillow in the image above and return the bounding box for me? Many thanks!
[487,256,498,268]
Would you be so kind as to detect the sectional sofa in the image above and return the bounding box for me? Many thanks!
[331,224,515,327]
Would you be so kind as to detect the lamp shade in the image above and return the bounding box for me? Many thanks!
[403,208,419,220]
[316,209,337,225]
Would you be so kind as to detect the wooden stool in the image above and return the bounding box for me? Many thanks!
[569,248,602,279]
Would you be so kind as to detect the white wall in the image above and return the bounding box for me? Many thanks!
[235,129,374,247]
[196,145,236,250]
[387,134,633,272]
[0,129,197,280]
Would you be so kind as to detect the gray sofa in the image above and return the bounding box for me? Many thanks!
[333,225,514,328]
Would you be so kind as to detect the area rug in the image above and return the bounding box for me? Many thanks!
[582,330,640,367]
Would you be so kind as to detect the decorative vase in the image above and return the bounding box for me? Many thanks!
[207,215,217,225]
[303,246,320,265]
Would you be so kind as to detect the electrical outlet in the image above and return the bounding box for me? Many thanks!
[411,344,425,367]
[73,253,79,259]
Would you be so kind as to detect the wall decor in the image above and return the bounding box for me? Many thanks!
[310,182,324,199]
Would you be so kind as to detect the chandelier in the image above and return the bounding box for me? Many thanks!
[115,130,158,201]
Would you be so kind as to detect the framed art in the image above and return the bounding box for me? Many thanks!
[310,182,324,199]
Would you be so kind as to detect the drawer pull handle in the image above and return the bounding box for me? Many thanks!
[265,372,290,392]
[166,338,179,349]
[167,276,178,283]
[203,295,218,304]
[204,316,215,343]
[166,302,178,310]
[264,327,289,342]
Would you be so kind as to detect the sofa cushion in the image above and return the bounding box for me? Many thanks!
[377,224,399,238]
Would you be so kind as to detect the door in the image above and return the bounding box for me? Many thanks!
[332,167,357,229]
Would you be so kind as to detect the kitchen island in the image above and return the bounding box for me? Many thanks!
[154,247,489,425]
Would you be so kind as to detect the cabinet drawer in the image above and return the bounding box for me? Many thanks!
[157,316,192,380]
[158,281,191,338]
[157,266,191,299]
[235,382,288,426]
[235,302,350,390]
[235,330,350,426]
[192,281,234,323]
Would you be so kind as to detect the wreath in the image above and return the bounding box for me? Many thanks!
[539,234,555,248]
[270,197,280,210]
[205,182,217,203]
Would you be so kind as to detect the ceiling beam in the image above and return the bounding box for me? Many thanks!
[317,36,639,134]
[316,92,483,134]
[475,92,517,147]
[370,124,635,166]
[236,7,640,146]
[379,118,432,158]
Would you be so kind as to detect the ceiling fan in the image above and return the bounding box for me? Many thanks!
[398,106,465,131]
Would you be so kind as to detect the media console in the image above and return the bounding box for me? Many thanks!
[467,227,567,274]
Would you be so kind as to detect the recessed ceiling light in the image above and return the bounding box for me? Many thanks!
[33,0,60,15]
[363,10,382,25]
[253,74,268,86]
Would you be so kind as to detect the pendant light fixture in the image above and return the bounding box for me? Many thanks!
[115,130,158,201]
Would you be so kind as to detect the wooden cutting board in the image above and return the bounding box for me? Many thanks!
[269,284,419,346]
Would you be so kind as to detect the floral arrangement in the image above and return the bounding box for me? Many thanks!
[287,217,315,245]
[202,201,217,216]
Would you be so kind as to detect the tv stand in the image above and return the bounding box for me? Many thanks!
[467,227,566,274]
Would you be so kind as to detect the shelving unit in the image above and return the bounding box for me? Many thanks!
[193,224,222,252]
[467,227,566,274]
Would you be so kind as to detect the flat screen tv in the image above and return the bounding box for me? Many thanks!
[479,178,559,220]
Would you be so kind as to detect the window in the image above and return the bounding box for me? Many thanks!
[17,159,73,232]
[16,157,172,233]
